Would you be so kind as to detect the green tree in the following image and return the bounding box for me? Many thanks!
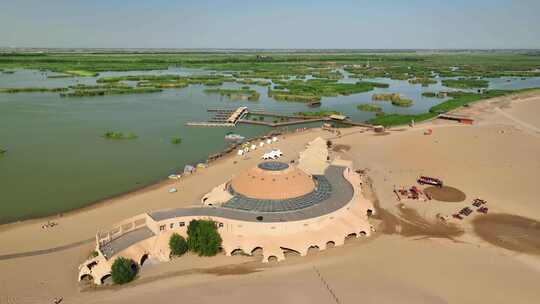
[187,220,222,256]
[111,257,138,284]
[169,233,188,257]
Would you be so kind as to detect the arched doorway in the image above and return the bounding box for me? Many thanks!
[140,254,149,266]
[326,241,335,249]
[80,274,94,282]
[251,247,263,257]
[359,231,367,237]
[307,245,320,255]
[280,247,301,257]
[100,274,112,285]
[231,249,246,256]
[267,256,278,263]
[345,233,357,241]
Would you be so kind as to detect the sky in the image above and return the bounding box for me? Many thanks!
[1,0,539,49]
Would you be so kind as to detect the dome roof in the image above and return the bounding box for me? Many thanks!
[230,162,315,200]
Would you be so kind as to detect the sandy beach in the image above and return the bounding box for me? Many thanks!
[1,92,540,304]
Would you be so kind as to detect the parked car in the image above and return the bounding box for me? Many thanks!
[417,176,443,187]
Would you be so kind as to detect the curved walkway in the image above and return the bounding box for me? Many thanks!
[149,165,353,223]
[224,175,332,212]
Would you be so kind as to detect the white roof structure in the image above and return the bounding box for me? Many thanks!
[298,137,329,175]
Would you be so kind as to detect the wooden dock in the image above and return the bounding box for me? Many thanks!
[239,117,329,127]
[186,122,235,127]
[187,106,247,127]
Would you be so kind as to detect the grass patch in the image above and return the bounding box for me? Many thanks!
[372,93,413,107]
[204,88,260,101]
[65,70,99,77]
[102,131,138,140]
[368,88,539,127]
[409,77,437,87]
[61,86,161,97]
[268,79,388,103]
[294,110,342,117]
[357,104,383,112]
[442,78,489,89]
[0,87,68,93]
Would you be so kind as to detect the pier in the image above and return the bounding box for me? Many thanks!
[187,106,375,129]
[187,106,248,127]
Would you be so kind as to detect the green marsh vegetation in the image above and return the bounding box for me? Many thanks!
[368,88,540,127]
[408,77,437,86]
[0,87,68,93]
[294,110,342,117]
[372,93,413,107]
[171,137,182,144]
[357,103,383,112]
[442,78,489,89]
[422,91,448,98]
[2,51,540,80]
[268,79,388,103]
[204,88,260,101]
[61,86,162,97]
[102,131,138,140]
[235,78,271,86]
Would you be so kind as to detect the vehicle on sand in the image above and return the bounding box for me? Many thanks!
[417,176,443,187]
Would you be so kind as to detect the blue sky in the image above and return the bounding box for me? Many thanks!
[1,0,539,49]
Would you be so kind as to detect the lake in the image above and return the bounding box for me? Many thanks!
[1,68,539,223]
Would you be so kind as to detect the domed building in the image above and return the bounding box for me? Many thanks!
[230,162,315,200]
[78,137,375,285]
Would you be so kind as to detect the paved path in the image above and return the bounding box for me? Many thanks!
[0,238,94,261]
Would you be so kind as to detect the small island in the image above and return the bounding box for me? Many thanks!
[372,93,413,107]
[204,88,260,101]
[409,78,437,87]
[102,131,138,140]
[357,104,383,112]
[442,78,489,89]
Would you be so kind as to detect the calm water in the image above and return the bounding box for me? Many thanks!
[1,68,539,223]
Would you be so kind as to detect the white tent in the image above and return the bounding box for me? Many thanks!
[259,142,264,147]
[250,144,257,151]
[237,150,244,156]
[266,139,272,144]
[272,136,278,142]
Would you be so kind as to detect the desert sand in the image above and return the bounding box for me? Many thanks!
[1,92,540,304]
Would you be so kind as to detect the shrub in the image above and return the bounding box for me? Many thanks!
[171,137,182,144]
[111,257,138,284]
[169,233,188,257]
[187,220,222,256]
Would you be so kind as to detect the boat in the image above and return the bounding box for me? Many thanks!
[225,132,245,141]
[169,188,178,193]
